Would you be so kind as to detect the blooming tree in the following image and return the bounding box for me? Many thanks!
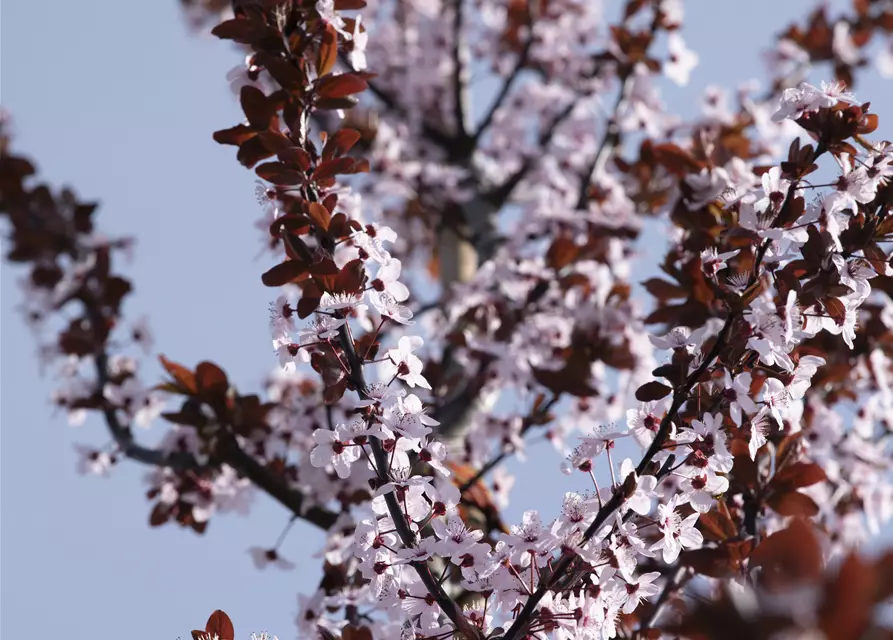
[6,0,893,638]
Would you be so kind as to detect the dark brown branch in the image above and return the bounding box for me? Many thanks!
[217,431,340,530]
[574,70,636,210]
[83,302,196,471]
[451,0,471,141]
[473,32,533,145]
[458,395,559,495]
[339,50,455,150]
[84,300,340,531]
[484,99,577,210]
[336,322,480,639]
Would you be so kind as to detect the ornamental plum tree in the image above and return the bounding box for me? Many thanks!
[5,0,893,638]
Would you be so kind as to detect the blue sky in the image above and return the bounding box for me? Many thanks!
[2,0,890,638]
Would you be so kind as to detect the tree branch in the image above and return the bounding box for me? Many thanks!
[217,431,340,531]
[484,98,577,211]
[574,70,636,210]
[458,395,558,495]
[83,302,197,471]
[339,50,456,151]
[336,321,480,639]
[499,153,822,640]
[84,300,341,531]
[451,0,471,141]
[472,34,533,145]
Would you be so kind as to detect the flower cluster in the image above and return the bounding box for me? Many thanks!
[6,0,893,639]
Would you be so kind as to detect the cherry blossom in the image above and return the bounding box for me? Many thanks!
[651,495,703,563]
[309,423,362,479]
[9,1,893,637]
[381,335,431,389]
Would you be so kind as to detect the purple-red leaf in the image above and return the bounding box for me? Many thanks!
[261,259,309,287]
[635,381,672,402]
[317,73,368,100]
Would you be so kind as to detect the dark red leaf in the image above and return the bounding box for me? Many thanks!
[161,409,207,428]
[681,540,754,578]
[635,381,672,402]
[196,361,229,400]
[698,507,738,542]
[316,96,361,111]
[297,295,321,318]
[240,85,277,130]
[277,147,312,172]
[652,142,704,176]
[149,502,170,527]
[261,259,309,287]
[323,128,362,160]
[823,297,847,326]
[317,73,368,99]
[772,462,827,491]
[334,259,366,294]
[642,277,687,299]
[255,53,305,91]
[767,491,819,517]
[256,161,304,185]
[256,130,293,154]
[211,18,282,46]
[749,518,823,591]
[213,124,256,147]
[328,212,352,238]
[342,626,374,640]
[237,136,276,168]
[272,214,312,237]
[546,237,579,270]
[819,554,875,639]
[312,157,369,181]
[651,362,687,387]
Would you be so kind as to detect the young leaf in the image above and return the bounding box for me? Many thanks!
[205,610,235,640]
[318,25,338,77]
[159,355,197,395]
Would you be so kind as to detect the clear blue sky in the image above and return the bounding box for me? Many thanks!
[1,1,890,638]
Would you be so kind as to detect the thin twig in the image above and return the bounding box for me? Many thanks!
[450,0,471,141]
[473,16,533,144]
[574,70,636,210]
[640,566,688,631]
[458,395,559,495]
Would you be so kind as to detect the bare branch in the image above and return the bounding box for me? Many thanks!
[472,5,533,144]
[457,395,558,495]
[574,71,636,210]
[451,0,471,141]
